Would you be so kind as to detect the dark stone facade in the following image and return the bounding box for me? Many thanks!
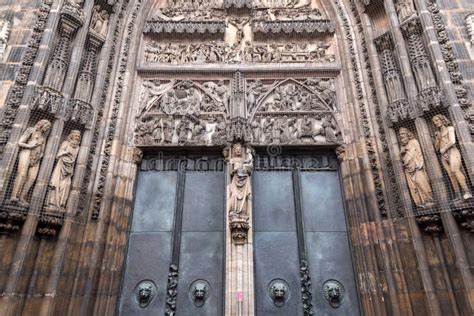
[0,0,472,315]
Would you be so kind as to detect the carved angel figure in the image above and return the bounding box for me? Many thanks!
[47,130,82,212]
[10,120,52,207]
[399,128,434,208]
[432,114,472,200]
[229,144,253,219]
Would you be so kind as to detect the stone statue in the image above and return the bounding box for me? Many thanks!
[399,128,435,208]
[395,0,416,23]
[10,119,52,207]
[229,143,253,219]
[47,130,82,212]
[91,10,109,37]
[432,114,472,200]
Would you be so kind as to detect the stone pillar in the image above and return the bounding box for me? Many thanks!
[225,143,254,316]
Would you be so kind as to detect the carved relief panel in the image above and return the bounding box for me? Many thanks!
[142,0,336,65]
[134,80,229,147]
[248,78,341,145]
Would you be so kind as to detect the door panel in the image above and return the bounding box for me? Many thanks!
[305,231,360,315]
[177,171,225,315]
[119,158,225,316]
[182,172,225,232]
[253,171,296,232]
[254,232,302,315]
[300,171,347,232]
[176,232,224,316]
[253,155,360,315]
[253,171,302,314]
[131,171,177,232]
[119,233,172,315]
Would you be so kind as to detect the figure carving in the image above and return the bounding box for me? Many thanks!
[395,0,416,23]
[227,144,253,244]
[432,114,472,200]
[229,144,253,219]
[91,6,109,37]
[10,120,52,207]
[399,128,435,208]
[144,41,335,64]
[46,130,81,212]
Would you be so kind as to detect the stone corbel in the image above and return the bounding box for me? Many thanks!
[64,99,94,127]
[416,213,443,236]
[31,85,65,116]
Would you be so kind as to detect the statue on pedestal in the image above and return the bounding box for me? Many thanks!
[432,114,472,200]
[10,119,52,207]
[399,128,435,208]
[46,130,82,213]
[227,143,253,244]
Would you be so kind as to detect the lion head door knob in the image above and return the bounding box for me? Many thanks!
[135,280,157,308]
[189,280,211,307]
[268,279,289,307]
[323,280,345,308]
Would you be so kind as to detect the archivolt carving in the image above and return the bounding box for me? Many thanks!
[134,80,229,147]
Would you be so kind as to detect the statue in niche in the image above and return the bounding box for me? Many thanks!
[46,130,82,213]
[10,120,52,207]
[228,143,253,220]
[91,6,109,37]
[399,128,435,208]
[395,0,416,23]
[432,114,472,200]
